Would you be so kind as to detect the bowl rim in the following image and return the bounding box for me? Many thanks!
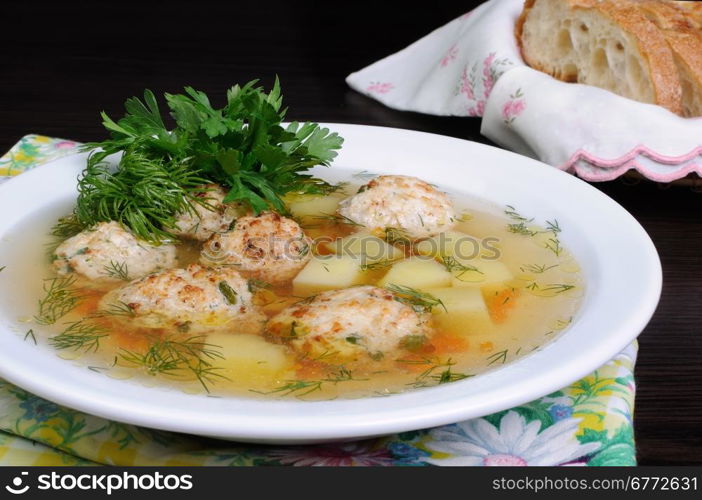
[0,123,661,443]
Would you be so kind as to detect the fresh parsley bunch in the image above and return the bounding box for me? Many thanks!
[66,79,343,243]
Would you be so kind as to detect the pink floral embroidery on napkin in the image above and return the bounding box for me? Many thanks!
[502,88,526,126]
[457,52,513,116]
[440,45,459,68]
[366,82,395,95]
[482,53,497,96]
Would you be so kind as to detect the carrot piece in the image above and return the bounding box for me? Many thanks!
[485,287,520,323]
[429,332,469,354]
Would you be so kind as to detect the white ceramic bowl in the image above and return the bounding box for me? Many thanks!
[0,124,661,444]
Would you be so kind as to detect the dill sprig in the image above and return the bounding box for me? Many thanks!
[507,222,537,236]
[545,237,563,256]
[359,260,395,271]
[520,263,558,274]
[75,81,343,242]
[440,256,481,279]
[50,215,85,240]
[34,276,83,325]
[24,329,37,344]
[247,278,271,293]
[119,336,226,393]
[403,357,471,388]
[540,283,575,294]
[487,349,508,365]
[73,152,210,244]
[546,219,561,234]
[505,205,533,222]
[49,320,108,353]
[92,301,136,318]
[103,260,130,281]
[252,366,362,397]
[313,213,364,227]
[0,265,6,273]
[384,227,412,247]
[384,284,447,314]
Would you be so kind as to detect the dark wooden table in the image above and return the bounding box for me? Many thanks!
[1,1,700,465]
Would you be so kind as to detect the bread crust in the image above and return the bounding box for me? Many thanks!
[516,0,683,115]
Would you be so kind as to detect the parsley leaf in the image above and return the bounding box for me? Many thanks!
[69,79,343,243]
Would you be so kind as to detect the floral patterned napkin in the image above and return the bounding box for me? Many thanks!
[0,135,638,466]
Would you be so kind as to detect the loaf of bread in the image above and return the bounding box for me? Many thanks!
[515,0,702,117]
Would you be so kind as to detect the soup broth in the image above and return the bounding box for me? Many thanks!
[6,179,583,400]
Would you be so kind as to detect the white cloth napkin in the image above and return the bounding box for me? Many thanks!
[346,0,702,182]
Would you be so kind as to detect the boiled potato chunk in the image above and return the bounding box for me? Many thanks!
[378,257,452,289]
[429,287,492,336]
[292,255,364,296]
[415,231,481,259]
[285,193,345,220]
[451,260,513,287]
[327,231,404,264]
[207,333,293,386]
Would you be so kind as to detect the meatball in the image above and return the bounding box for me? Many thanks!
[172,184,249,241]
[200,211,312,284]
[266,286,433,360]
[100,264,265,334]
[53,221,176,283]
[338,175,456,239]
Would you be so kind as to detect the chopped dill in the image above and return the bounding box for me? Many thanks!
[359,260,395,271]
[384,284,447,314]
[541,283,575,294]
[103,260,130,281]
[119,336,226,393]
[24,329,36,345]
[255,379,324,397]
[50,215,85,240]
[507,222,537,236]
[93,301,136,318]
[546,219,561,234]
[504,205,533,223]
[440,256,481,279]
[435,366,472,384]
[520,263,558,274]
[313,213,364,227]
[545,237,563,256]
[404,358,471,388]
[0,265,5,273]
[74,82,344,243]
[252,366,364,397]
[487,349,508,365]
[526,281,540,291]
[49,320,108,353]
[34,276,83,325]
[218,281,238,305]
[384,227,412,247]
[311,349,341,361]
[247,278,271,293]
